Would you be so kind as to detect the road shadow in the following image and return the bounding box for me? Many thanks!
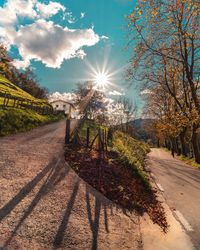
[53,178,80,248]
[150,158,200,188]
[85,185,114,250]
[2,157,70,248]
[0,157,62,222]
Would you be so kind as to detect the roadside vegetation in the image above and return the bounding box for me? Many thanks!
[66,119,168,232]
[0,46,64,136]
[0,75,64,136]
[0,108,63,136]
[0,73,52,116]
[163,147,200,169]
[178,155,200,169]
[0,74,49,107]
[112,131,150,184]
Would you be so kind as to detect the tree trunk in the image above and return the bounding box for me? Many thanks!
[157,138,160,148]
[175,138,181,156]
[191,125,200,163]
[179,129,187,157]
[170,139,175,157]
[166,139,171,150]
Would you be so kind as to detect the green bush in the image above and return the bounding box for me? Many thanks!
[112,131,150,185]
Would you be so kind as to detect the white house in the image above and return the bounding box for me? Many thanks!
[50,100,75,117]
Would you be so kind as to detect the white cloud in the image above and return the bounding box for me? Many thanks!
[140,89,152,95]
[11,0,37,18]
[0,27,16,48]
[104,100,127,125]
[49,91,77,103]
[13,59,30,70]
[103,97,114,104]
[63,12,76,24]
[0,0,103,69]
[0,0,37,26]
[80,12,85,19]
[101,35,109,40]
[0,5,16,26]
[13,19,100,68]
[48,91,128,125]
[36,1,65,18]
[109,90,124,96]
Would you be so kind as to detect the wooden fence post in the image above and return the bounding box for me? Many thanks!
[13,98,16,107]
[6,95,10,106]
[3,93,7,106]
[98,128,101,152]
[104,129,108,152]
[16,99,19,108]
[86,127,90,148]
[102,129,105,153]
[65,118,71,144]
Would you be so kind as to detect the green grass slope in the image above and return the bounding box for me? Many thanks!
[0,75,64,136]
[79,119,150,184]
[0,108,63,136]
[0,74,48,106]
[112,131,151,184]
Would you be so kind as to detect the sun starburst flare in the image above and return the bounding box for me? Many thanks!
[95,73,109,87]
[82,56,128,94]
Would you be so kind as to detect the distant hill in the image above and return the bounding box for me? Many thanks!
[129,118,155,142]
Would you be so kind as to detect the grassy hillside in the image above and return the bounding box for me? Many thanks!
[0,108,63,136]
[0,74,48,106]
[0,75,64,136]
[112,131,150,184]
[79,119,150,182]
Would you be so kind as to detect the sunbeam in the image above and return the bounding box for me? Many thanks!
[83,55,126,94]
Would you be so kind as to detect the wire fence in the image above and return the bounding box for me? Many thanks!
[0,91,54,115]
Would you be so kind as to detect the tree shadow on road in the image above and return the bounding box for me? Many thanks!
[85,185,114,250]
[0,157,66,222]
[53,178,80,248]
[2,157,70,248]
[86,185,101,250]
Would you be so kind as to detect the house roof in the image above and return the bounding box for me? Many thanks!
[49,99,75,108]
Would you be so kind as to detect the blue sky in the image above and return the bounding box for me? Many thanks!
[0,0,144,110]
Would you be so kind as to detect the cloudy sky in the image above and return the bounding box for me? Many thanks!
[0,0,144,109]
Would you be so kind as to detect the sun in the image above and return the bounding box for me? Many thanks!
[95,73,109,87]
[82,54,128,92]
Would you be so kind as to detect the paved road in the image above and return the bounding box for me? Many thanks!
[0,120,141,249]
[147,148,200,249]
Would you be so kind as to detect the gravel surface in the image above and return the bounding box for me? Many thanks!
[0,120,142,250]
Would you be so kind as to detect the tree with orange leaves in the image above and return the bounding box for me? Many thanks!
[127,0,200,162]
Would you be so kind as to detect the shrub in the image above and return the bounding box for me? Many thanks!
[112,131,150,185]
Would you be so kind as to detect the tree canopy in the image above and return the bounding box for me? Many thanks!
[0,45,48,99]
[127,0,200,162]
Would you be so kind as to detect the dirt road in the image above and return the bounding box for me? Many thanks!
[0,120,141,250]
[147,148,200,249]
